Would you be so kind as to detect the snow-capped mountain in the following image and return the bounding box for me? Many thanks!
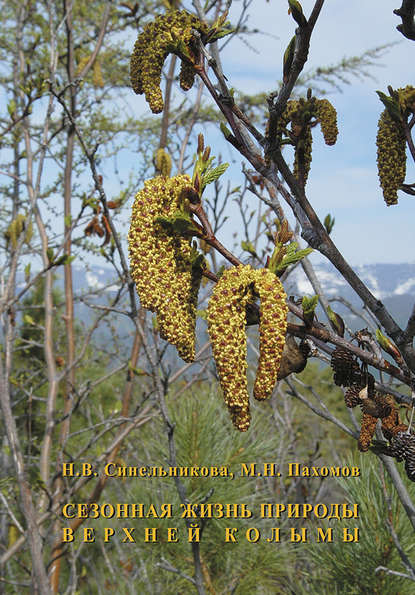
[287,262,415,302]
[285,262,415,328]
[15,262,412,352]
[67,261,414,328]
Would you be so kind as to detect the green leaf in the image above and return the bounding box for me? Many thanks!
[155,212,199,236]
[23,314,35,325]
[323,213,335,235]
[208,27,235,41]
[128,362,147,376]
[220,122,232,139]
[302,294,318,326]
[216,265,225,279]
[375,328,389,350]
[24,263,31,283]
[278,246,312,270]
[54,254,75,266]
[288,0,307,26]
[7,99,16,117]
[191,252,206,270]
[46,247,54,263]
[302,295,319,315]
[241,240,258,257]
[376,90,401,123]
[202,162,229,187]
[375,328,402,362]
[285,241,298,255]
[54,255,67,266]
[283,36,296,81]
[326,305,345,337]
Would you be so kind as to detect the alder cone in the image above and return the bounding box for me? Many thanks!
[331,346,361,387]
[379,396,402,440]
[344,385,362,408]
[358,413,378,452]
[391,431,415,482]
[391,431,415,460]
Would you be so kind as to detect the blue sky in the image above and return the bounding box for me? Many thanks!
[15,1,411,272]
[208,0,414,265]
[61,1,413,271]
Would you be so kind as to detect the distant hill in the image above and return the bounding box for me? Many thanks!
[286,262,415,329]
[69,261,414,328]
[18,262,413,346]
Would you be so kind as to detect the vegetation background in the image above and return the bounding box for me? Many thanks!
[1,0,415,593]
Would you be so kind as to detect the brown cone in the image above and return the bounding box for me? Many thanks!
[331,347,361,387]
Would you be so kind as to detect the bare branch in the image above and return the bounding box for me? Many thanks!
[394,0,415,40]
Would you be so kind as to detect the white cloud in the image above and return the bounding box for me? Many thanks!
[395,279,415,295]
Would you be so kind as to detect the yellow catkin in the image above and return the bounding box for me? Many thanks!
[281,100,300,138]
[5,214,27,249]
[156,235,204,363]
[207,266,254,431]
[179,60,196,91]
[315,98,338,146]
[293,124,312,185]
[130,10,208,113]
[251,268,288,400]
[398,85,415,113]
[92,61,104,88]
[76,55,90,76]
[265,100,299,146]
[128,175,203,362]
[266,98,337,184]
[154,148,172,177]
[207,265,287,431]
[376,109,406,206]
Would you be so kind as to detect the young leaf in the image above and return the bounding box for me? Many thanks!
[128,361,147,376]
[283,36,296,81]
[375,329,403,363]
[302,295,319,314]
[278,246,313,270]
[302,294,319,326]
[241,240,258,258]
[220,122,232,139]
[23,314,36,326]
[202,162,229,187]
[376,90,401,123]
[155,212,200,236]
[288,0,307,26]
[324,213,335,235]
[326,305,345,337]
[46,247,55,264]
[24,263,31,283]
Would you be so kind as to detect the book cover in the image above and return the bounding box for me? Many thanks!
[0,1,414,593]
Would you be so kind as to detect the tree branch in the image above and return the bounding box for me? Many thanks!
[394,0,415,40]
